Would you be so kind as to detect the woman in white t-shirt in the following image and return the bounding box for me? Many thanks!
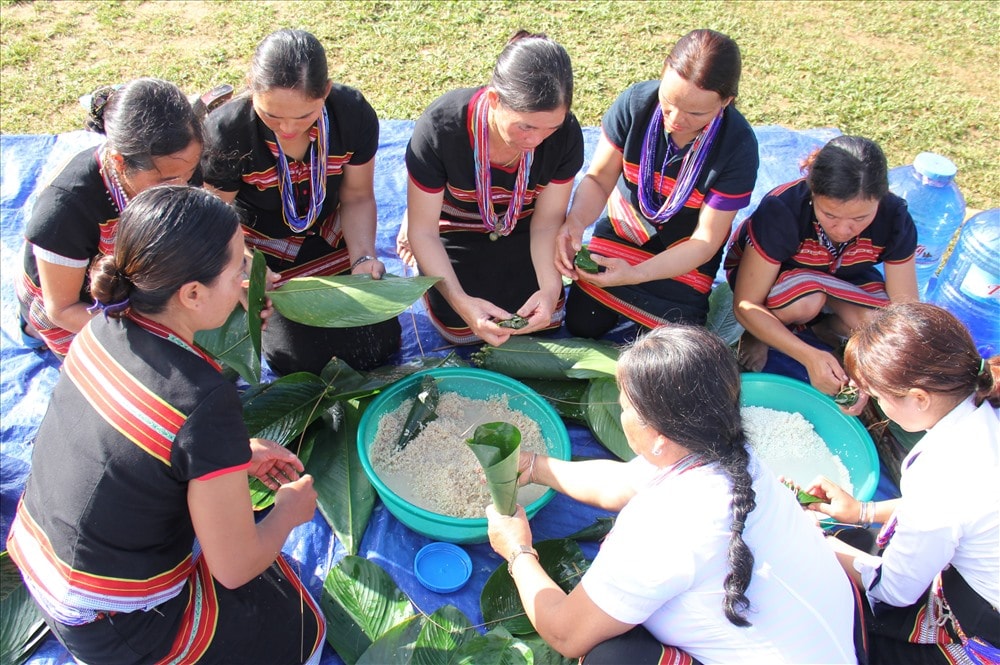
[487,324,863,664]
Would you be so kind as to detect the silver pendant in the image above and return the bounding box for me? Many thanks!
[489,231,499,241]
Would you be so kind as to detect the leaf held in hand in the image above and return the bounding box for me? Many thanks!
[834,385,860,407]
[467,422,521,517]
[496,315,529,330]
[268,273,439,328]
[573,246,599,274]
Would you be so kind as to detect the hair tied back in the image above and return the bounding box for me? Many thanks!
[85,84,121,134]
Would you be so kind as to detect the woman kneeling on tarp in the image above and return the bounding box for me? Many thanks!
[7,186,324,664]
[802,302,999,664]
[486,324,865,664]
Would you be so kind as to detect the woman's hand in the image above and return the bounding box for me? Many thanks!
[575,254,638,288]
[800,475,860,524]
[396,216,417,268]
[555,220,585,280]
[246,438,305,490]
[511,289,557,336]
[803,350,849,396]
[837,387,869,417]
[273,474,318,527]
[486,503,533,559]
[351,256,386,279]
[455,296,514,347]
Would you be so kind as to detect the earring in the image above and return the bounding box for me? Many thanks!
[652,448,662,456]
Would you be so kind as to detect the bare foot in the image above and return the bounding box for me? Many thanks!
[811,316,847,354]
[737,331,769,372]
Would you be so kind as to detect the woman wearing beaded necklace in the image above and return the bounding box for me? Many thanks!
[17,78,203,358]
[555,29,758,340]
[202,29,400,375]
[396,30,584,347]
[724,136,918,396]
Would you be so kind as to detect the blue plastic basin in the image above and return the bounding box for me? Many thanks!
[358,367,571,544]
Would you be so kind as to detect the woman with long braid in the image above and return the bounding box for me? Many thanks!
[487,325,862,663]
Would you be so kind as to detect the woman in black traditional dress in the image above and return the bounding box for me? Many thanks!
[203,29,400,374]
[7,186,325,664]
[396,31,584,346]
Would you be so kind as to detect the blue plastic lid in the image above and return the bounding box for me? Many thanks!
[414,542,472,593]
[913,152,957,182]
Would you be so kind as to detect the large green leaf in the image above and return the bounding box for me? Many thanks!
[240,372,337,444]
[411,605,476,665]
[518,634,575,664]
[357,614,425,665]
[194,303,260,384]
[518,379,589,424]
[246,249,267,364]
[565,516,616,542]
[471,337,619,380]
[269,274,440,328]
[481,539,590,636]
[1,552,49,665]
[321,555,416,665]
[584,378,634,461]
[306,402,376,555]
[452,627,532,665]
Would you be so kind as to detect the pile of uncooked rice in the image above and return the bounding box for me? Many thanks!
[370,392,547,518]
[742,405,853,493]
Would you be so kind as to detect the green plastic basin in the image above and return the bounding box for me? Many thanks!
[741,373,879,500]
[358,367,571,544]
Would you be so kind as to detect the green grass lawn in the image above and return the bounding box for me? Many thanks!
[1,0,997,207]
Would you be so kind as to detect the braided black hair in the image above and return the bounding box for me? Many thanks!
[617,324,756,626]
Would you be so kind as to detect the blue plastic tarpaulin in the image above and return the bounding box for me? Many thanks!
[3,121,895,664]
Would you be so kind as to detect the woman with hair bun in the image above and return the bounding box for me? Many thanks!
[17,77,203,357]
[397,30,584,346]
[800,302,999,664]
[7,186,325,664]
[725,135,918,395]
[202,28,400,375]
[556,29,759,339]
[487,325,862,664]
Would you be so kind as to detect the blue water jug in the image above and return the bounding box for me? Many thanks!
[929,208,999,357]
[888,152,966,299]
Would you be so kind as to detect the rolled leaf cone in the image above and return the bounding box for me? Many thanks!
[466,422,521,517]
[394,375,440,452]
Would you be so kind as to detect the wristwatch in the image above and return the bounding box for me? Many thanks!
[507,544,538,575]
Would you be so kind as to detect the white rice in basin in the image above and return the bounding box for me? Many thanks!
[742,406,854,494]
[370,392,548,518]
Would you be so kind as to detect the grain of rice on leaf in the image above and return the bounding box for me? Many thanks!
[268,274,439,328]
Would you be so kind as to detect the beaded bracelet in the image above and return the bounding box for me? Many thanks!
[351,255,376,270]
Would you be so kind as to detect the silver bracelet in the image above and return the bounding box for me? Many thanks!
[351,255,376,270]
